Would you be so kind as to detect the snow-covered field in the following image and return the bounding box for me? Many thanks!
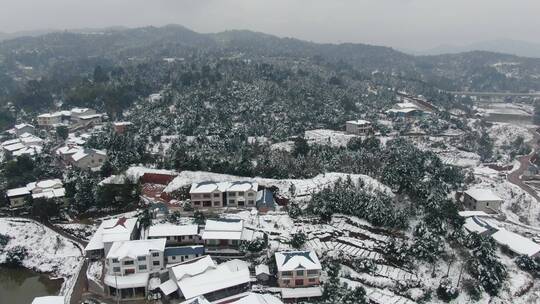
[0,218,83,295]
[475,102,533,116]
[163,170,392,198]
[304,129,358,147]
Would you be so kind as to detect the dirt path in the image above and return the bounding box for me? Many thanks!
[507,128,540,202]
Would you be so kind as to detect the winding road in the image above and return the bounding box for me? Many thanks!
[506,128,540,202]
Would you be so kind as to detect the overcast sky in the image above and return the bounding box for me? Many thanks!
[1,0,539,50]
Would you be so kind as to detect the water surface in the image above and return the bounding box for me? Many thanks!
[0,265,63,304]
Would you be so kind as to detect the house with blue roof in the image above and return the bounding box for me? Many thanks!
[165,245,205,264]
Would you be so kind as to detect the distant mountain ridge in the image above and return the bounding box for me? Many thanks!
[409,39,540,58]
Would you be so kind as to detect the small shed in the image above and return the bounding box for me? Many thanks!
[255,264,271,282]
[256,189,276,212]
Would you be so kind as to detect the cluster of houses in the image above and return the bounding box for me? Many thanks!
[37,107,104,130]
[1,123,44,157]
[84,216,322,303]
[6,178,66,208]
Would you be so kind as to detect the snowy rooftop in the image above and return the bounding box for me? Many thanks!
[85,217,138,252]
[201,230,242,240]
[458,211,491,218]
[56,145,83,156]
[189,181,258,194]
[35,179,63,189]
[31,296,65,304]
[171,255,216,281]
[465,188,503,202]
[275,251,322,272]
[159,279,179,296]
[346,119,371,125]
[113,121,133,126]
[32,188,66,199]
[255,264,270,275]
[125,166,178,183]
[492,229,540,257]
[79,114,103,120]
[107,238,166,259]
[104,272,149,288]
[14,123,34,130]
[204,219,243,232]
[71,148,106,162]
[70,107,91,114]
[148,224,198,237]
[3,142,25,151]
[176,259,250,299]
[6,187,31,197]
[281,286,323,299]
[179,296,211,304]
[463,216,498,235]
[229,293,283,304]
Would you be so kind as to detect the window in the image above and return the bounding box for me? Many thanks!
[232,240,239,246]
[247,192,255,197]
[229,200,235,205]
[282,271,293,277]
[112,258,119,263]
[296,270,304,276]
[137,256,146,261]
[113,267,121,273]
[203,194,211,198]
[213,193,220,198]
[486,202,489,207]
[188,235,193,239]
[237,191,244,196]
[247,200,254,205]
[203,201,211,207]
[229,192,236,197]
[153,261,160,266]
[194,201,201,206]
[238,201,245,206]
[123,260,134,265]
[139,265,147,271]
[213,202,220,206]
[308,278,317,283]
[282,279,290,285]
[295,279,304,286]
[172,256,176,260]
[307,270,319,276]
[152,252,160,257]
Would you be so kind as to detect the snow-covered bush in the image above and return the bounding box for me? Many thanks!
[4,245,28,267]
[436,277,458,302]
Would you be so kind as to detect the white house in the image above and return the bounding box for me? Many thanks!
[164,245,205,264]
[149,93,163,103]
[463,189,503,213]
[190,181,258,208]
[148,224,201,246]
[6,179,66,208]
[37,111,71,128]
[104,238,166,300]
[164,255,250,301]
[201,219,259,257]
[491,229,540,258]
[13,123,35,136]
[70,148,107,169]
[275,251,322,288]
[345,119,373,135]
[85,217,139,258]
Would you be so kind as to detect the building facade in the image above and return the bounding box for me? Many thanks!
[275,251,322,288]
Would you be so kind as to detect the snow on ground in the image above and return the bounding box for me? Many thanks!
[270,140,294,152]
[163,171,392,198]
[304,129,358,147]
[0,218,83,294]
[87,260,103,286]
[125,166,178,182]
[471,168,540,229]
[475,102,533,116]
[55,223,97,241]
[488,122,533,148]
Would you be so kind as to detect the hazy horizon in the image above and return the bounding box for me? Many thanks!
[1,0,540,50]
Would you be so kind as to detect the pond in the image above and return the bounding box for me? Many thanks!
[0,265,63,304]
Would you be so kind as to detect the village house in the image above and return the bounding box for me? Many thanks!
[113,121,133,134]
[255,264,271,282]
[463,188,503,213]
[164,245,205,264]
[85,217,139,259]
[36,111,71,128]
[70,148,107,169]
[13,123,35,136]
[190,181,258,208]
[275,251,322,288]
[149,93,164,103]
[6,179,66,208]
[70,107,96,119]
[162,255,250,302]
[201,219,259,257]
[148,224,202,246]
[104,238,166,300]
[345,119,373,135]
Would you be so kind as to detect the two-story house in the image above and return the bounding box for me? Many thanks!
[84,217,139,259]
[189,181,258,209]
[148,224,201,246]
[275,251,322,288]
[345,119,373,135]
[104,238,166,301]
[70,148,107,169]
